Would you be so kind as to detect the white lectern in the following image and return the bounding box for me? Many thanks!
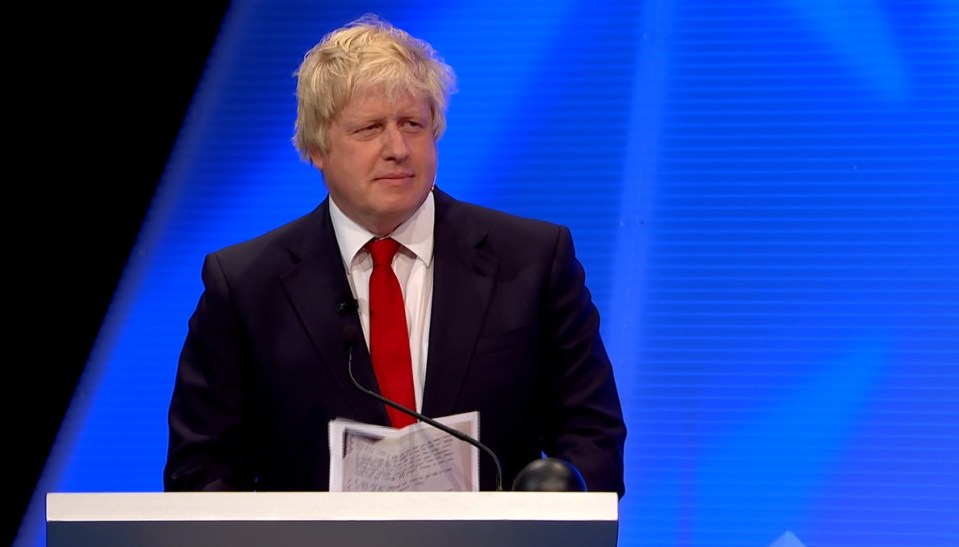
[46,491,618,547]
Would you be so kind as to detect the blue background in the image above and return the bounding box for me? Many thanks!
[16,0,958,545]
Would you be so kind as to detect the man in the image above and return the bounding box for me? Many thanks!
[164,13,626,497]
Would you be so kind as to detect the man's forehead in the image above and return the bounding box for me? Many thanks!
[338,88,431,117]
[352,83,428,104]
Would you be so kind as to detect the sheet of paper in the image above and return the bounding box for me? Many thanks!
[328,411,480,492]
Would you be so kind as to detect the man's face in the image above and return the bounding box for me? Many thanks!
[312,88,437,236]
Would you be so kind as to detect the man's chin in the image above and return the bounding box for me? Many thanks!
[364,203,424,235]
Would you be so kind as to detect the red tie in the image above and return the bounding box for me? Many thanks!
[367,238,417,428]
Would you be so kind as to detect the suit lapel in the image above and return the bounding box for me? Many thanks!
[422,190,498,418]
[280,199,390,425]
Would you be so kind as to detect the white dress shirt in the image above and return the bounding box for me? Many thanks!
[328,192,435,412]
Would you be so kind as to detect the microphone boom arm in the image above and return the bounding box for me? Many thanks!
[347,354,504,491]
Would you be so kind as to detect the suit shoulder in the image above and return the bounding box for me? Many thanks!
[454,199,566,238]
[208,208,321,267]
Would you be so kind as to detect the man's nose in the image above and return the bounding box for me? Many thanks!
[381,124,410,160]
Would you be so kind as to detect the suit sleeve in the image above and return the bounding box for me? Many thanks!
[540,226,627,497]
[163,251,257,491]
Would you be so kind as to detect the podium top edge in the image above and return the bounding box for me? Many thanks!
[47,491,618,523]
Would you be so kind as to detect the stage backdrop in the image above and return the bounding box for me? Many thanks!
[18,0,958,546]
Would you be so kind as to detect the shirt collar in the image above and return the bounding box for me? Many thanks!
[329,191,435,267]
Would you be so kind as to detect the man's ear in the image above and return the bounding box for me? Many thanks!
[309,150,324,169]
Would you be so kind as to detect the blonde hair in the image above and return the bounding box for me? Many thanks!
[292,14,458,161]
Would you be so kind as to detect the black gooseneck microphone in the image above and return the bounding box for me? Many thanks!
[337,297,358,314]
[341,323,504,491]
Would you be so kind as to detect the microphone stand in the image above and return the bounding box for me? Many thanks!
[344,332,504,492]
[343,324,503,492]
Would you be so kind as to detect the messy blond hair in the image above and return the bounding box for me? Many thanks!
[292,14,458,161]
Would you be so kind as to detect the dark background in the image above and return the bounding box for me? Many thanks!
[11,3,232,544]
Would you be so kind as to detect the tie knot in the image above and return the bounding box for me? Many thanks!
[368,238,401,267]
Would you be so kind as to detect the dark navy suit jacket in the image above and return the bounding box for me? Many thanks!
[164,188,626,496]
